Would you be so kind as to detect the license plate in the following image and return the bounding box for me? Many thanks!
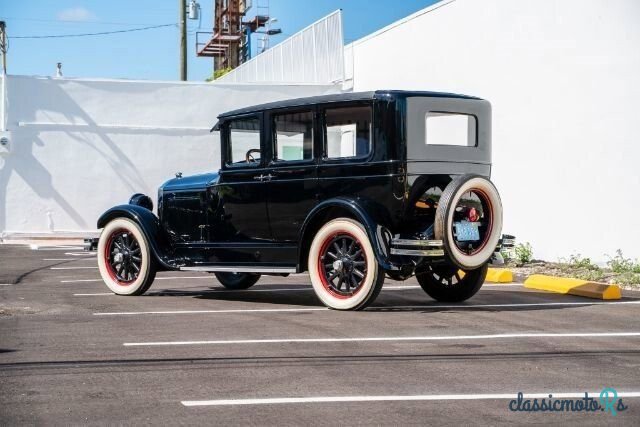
[454,222,480,242]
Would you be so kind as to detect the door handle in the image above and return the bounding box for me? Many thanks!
[253,174,274,182]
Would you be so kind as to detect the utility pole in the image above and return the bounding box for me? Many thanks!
[179,0,187,81]
[0,21,7,75]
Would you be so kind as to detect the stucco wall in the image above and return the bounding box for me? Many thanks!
[0,75,339,235]
[349,0,640,261]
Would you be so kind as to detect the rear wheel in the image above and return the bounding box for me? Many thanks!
[214,272,261,290]
[308,218,384,310]
[98,218,156,295]
[416,263,488,302]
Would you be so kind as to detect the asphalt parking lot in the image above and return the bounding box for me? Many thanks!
[1,244,640,425]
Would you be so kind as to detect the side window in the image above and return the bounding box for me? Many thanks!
[324,105,372,159]
[273,111,314,162]
[227,117,261,166]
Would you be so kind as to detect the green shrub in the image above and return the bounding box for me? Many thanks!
[615,272,640,286]
[566,253,599,271]
[607,249,640,273]
[514,242,533,264]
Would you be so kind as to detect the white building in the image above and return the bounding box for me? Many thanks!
[2,0,639,262]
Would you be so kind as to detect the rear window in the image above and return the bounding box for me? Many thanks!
[425,112,477,147]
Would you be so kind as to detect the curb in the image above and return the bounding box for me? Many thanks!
[486,268,513,283]
[524,274,621,300]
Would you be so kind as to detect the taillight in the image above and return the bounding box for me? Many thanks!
[467,207,479,222]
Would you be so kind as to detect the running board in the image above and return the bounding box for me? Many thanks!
[180,266,297,273]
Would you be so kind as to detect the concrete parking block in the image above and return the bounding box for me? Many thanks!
[524,274,622,300]
[486,268,513,283]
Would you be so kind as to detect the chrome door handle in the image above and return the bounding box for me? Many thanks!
[253,174,273,181]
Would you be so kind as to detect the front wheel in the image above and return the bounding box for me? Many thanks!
[308,218,384,310]
[97,218,157,295]
[214,272,261,290]
[416,263,488,302]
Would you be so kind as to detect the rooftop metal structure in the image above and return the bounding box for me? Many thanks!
[196,0,276,71]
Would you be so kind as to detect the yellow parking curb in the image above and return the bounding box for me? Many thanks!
[524,274,621,300]
[486,268,513,283]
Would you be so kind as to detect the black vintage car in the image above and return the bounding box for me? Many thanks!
[97,90,503,310]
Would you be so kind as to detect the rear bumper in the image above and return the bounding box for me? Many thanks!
[390,238,444,257]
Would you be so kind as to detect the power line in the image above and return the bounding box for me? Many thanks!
[8,23,177,39]
[0,16,171,27]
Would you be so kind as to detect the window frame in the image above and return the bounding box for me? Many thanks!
[320,101,375,164]
[223,113,264,169]
[269,108,316,166]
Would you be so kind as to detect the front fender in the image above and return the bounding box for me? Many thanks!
[299,197,398,271]
[97,205,173,270]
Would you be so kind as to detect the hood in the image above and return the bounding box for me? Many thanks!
[160,172,219,192]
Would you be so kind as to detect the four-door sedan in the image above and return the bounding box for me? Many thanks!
[97,90,503,310]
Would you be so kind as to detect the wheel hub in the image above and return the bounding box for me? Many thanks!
[105,229,142,284]
[319,233,367,298]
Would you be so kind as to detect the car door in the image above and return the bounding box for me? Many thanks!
[212,113,272,244]
[317,102,390,205]
[264,108,318,242]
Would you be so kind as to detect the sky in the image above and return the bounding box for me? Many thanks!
[0,0,438,81]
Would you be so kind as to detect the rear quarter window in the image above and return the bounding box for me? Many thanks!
[425,112,477,147]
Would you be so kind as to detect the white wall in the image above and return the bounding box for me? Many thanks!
[349,0,640,261]
[0,75,339,236]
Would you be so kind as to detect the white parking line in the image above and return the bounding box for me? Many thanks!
[95,307,328,316]
[124,331,640,347]
[51,266,98,270]
[62,276,213,283]
[30,245,84,251]
[74,292,113,296]
[381,300,640,309]
[44,258,95,261]
[0,283,14,286]
[182,391,640,407]
[93,300,640,316]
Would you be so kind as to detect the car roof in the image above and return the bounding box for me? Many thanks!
[216,90,483,119]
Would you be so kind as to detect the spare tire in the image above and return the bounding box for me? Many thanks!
[434,174,502,269]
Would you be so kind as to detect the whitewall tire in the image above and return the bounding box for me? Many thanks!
[435,175,503,269]
[308,218,384,310]
[97,218,157,296]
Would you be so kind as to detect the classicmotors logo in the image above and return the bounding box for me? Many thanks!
[509,388,629,416]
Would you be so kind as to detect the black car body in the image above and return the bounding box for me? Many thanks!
[97,90,503,310]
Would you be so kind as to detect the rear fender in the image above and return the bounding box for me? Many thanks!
[97,205,174,270]
[299,197,397,271]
